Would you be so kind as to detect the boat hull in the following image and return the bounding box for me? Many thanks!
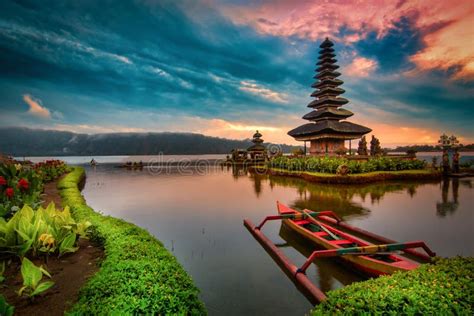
[277,202,418,277]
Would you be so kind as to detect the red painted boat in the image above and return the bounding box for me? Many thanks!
[277,201,421,277]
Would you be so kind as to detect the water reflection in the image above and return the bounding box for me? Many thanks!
[436,178,460,217]
[81,164,473,315]
[279,223,363,292]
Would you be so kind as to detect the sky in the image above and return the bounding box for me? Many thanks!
[0,0,473,147]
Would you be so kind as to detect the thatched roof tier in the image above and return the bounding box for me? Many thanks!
[311,78,344,88]
[288,121,372,140]
[320,38,334,48]
[247,144,266,152]
[316,58,337,65]
[307,96,349,108]
[303,108,353,121]
[315,70,341,80]
[311,87,345,98]
[318,52,335,59]
[316,63,339,72]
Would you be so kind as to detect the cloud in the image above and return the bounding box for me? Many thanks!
[23,94,51,119]
[239,81,288,103]
[218,0,474,79]
[345,57,378,77]
[409,13,474,80]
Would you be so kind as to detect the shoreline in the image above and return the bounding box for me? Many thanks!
[58,167,206,314]
[262,168,443,184]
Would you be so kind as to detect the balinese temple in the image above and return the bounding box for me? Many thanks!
[247,130,266,161]
[288,38,371,155]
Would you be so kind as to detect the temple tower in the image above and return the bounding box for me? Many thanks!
[288,38,371,155]
[247,130,266,161]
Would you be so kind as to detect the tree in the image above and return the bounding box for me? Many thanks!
[357,136,368,156]
[370,136,382,156]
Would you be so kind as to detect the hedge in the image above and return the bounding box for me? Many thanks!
[269,156,427,174]
[58,167,206,315]
[312,257,474,315]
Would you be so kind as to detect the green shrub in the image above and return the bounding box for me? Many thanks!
[312,257,474,315]
[268,156,426,175]
[59,167,205,315]
[0,203,89,258]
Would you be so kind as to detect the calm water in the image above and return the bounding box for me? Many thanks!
[69,159,474,316]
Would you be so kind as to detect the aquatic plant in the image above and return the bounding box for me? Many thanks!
[59,167,206,315]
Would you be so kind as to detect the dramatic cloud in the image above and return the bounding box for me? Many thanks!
[239,81,288,103]
[0,0,472,147]
[219,0,474,79]
[23,94,51,119]
[345,57,378,77]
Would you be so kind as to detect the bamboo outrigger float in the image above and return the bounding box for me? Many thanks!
[244,201,436,304]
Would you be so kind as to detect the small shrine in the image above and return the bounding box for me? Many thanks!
[288,38,371,155]
[225,131,268,164]
[247,131,266,161]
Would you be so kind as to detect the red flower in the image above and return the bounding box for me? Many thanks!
[17,178,29,190]
[5,187,14,198]
[0,176,6,186]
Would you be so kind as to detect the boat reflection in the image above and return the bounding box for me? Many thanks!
[278,222,364,293]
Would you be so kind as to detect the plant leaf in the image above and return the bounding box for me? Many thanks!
[59,233,78,256]
[21,257,42,288]
[31,281,54,297]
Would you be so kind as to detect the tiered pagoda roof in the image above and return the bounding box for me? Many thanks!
[247,130,265,151]
[288,38,371,140]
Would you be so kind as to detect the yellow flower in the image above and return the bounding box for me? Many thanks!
[14,164,22,171]
[38,233,55,247]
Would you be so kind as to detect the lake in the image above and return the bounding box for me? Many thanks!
[20,155,474,315]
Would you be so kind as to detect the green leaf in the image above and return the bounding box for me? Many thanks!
[31,281,54,297]
[0,294,14,316]
[39,265,52,279]
[59,233,78,256]
[21,257,42,288]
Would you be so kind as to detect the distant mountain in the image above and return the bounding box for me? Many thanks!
[0,127,301,156]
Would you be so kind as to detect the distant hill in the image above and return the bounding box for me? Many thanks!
[0,127,301,156]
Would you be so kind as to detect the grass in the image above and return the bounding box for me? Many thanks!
[58,167,206,315]
[312,257,474,315]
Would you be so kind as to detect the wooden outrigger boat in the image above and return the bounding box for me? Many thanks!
[276,201,432,276]
[243,201,436,304]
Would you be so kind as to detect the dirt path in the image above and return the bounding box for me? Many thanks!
[1,177,104,315]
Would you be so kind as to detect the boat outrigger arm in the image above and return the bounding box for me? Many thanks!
[297,241,436,275]
[244,209,436,305]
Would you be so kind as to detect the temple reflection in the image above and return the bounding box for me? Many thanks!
[436,178,460,217]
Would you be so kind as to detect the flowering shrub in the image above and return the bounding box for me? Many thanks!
[269,156,426,174]
[0,203,90,258]
[33,160,70,182]
[0,164,42,218]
